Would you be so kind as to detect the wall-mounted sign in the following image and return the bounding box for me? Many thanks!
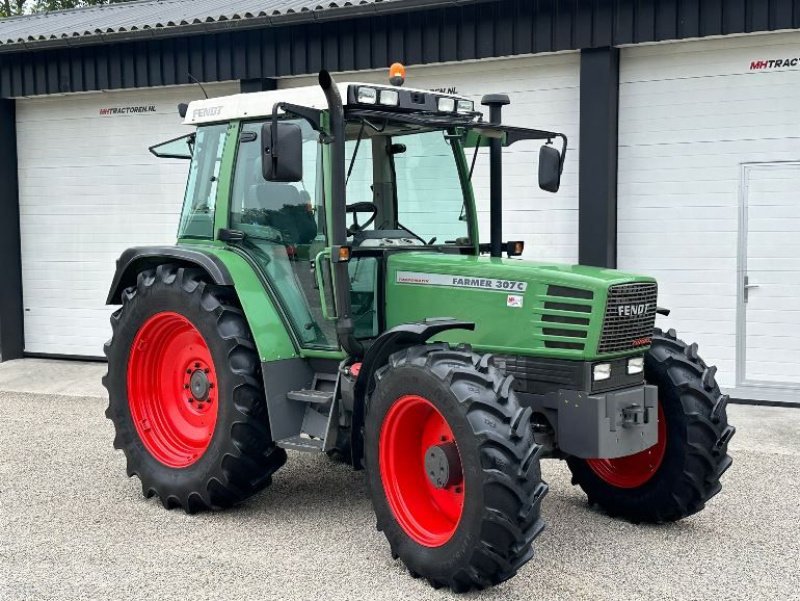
[749,58,800,71]
[430,86,459,94]
[99,105,157,116]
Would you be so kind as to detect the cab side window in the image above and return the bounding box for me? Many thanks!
[177,124,227,239]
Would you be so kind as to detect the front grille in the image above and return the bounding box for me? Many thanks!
[598,283,658,354]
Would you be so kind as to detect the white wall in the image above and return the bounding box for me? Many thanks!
[617,32,800,398]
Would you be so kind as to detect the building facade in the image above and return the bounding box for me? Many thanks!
[1,0,799,403]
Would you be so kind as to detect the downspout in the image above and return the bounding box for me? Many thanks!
[318,70,362,357]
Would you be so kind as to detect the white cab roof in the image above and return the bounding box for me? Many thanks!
[183,81,473,125]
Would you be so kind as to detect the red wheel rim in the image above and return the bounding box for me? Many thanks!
[586,403,667,488]
[127,311,219,468]
[378,395,464,547]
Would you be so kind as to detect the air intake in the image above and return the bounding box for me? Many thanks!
[539,285,593,351]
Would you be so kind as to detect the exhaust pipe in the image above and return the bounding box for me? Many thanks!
[481,93,510,258]
[319,70,361,357]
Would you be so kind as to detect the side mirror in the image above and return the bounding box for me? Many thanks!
[262,121,303,182]
[538,144,563,193]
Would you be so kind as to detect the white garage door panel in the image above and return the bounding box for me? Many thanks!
[18,82,238,357]
[279,53,581,263]
[618,32,800,401]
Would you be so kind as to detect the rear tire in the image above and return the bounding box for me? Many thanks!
[364,344,548,592]
[566,328,735,523]
[103,264,286,513]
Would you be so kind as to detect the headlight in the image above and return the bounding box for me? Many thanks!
[437,97,456,112]
[456,99,474,114]
[627,356,644,375]
[379,89,399,106]
[593,363,611,381]
[357,86,377,104]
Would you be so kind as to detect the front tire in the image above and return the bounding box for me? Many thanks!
[566,328,735,523]
[103,264,287,512]
[364,344,548,592]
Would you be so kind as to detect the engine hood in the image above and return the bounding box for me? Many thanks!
[383,252,657,361]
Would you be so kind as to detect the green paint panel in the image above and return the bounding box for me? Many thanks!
[185,243,298,362]
[385,253,655,361]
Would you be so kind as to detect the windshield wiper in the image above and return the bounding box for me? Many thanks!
[396,221,430,245]
[459,133,482,221]
[346,120,366,186]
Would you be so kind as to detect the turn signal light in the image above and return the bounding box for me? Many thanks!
[337,246,352,262]
[507,241,524,257]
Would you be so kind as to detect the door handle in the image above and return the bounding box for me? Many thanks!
[743,275,759,303]
[314,250,338,321]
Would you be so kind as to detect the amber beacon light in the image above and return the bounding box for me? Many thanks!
[389,62,406,86]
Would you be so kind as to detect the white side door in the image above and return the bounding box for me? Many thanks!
[740,162,800,389]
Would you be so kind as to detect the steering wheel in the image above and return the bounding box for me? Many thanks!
[346,202,378,236]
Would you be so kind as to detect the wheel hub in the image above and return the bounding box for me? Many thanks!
[189,368,211,401]
[425,442,462,489]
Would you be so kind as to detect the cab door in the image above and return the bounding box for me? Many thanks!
[228,118,339,350]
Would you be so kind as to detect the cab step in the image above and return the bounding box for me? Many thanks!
[277,435,324,453]
[287,389,334,404]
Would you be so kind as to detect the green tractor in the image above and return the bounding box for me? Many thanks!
[103,67,735,592]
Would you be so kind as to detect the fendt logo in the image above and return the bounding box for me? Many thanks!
[617,303,650,317]
[749,57,800,71]
[192,105,223,120]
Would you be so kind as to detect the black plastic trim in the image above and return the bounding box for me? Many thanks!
[105,246,234,305]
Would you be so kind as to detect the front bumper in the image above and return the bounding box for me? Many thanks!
[554,384,659,459]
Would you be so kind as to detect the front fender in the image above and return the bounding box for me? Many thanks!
[350,318,475,469]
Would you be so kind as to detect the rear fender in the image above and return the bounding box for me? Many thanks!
[106,245,297,363]
[106,246,233,304]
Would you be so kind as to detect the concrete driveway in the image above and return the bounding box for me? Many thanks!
[1,359,798,600]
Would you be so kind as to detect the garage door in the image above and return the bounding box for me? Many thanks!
[279,53,581,264]
[617,33,800,402]
[17,82,238,357]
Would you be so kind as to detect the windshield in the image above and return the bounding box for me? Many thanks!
[344,120,471,246]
